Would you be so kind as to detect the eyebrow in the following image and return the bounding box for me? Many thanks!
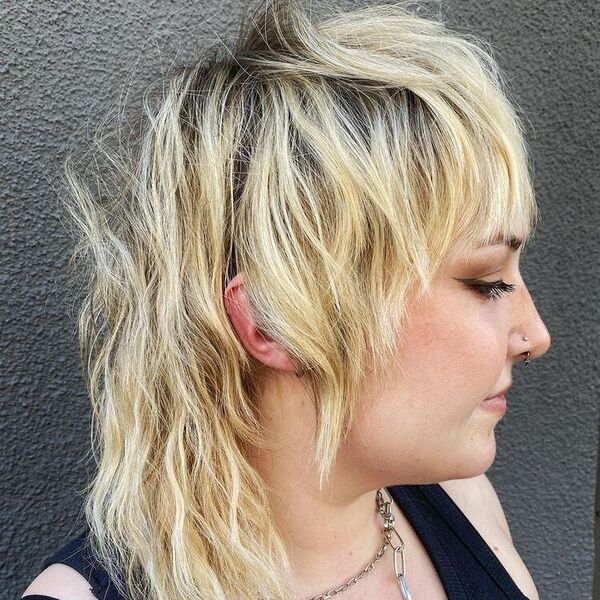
[476,235,525,251]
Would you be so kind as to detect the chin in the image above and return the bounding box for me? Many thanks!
[451,432,498,481]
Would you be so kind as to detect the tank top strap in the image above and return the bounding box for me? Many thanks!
[387,483,530,599]
[38,526,127,600]
[387,484,468,598]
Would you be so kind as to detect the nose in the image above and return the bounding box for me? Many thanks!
[511,282,552,362]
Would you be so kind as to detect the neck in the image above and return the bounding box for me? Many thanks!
[246,372,391,598]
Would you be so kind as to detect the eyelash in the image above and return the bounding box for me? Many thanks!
[463,278,517,301]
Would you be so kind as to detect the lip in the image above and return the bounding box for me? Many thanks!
[481,394,507,414]
[485,382,511,401]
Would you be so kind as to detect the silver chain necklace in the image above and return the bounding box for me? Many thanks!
[304,488,413,600]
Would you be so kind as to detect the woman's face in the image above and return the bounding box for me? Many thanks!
[338,235,552,486]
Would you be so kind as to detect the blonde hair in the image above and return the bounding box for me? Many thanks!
[64,0,538,598]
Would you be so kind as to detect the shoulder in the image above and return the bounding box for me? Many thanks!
[21,563,99,600]
[439,474,540,600]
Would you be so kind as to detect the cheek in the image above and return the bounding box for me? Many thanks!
[339,293,508,479]
[372,295,507,428]
[396,304,497,392]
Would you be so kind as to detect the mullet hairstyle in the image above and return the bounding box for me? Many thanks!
[64,0,538,598]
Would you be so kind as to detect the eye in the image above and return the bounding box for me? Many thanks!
[461,278,517,301]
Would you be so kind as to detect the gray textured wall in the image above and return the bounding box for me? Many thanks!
[1,1,598,599]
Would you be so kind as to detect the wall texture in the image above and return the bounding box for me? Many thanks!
[1,1,597,599]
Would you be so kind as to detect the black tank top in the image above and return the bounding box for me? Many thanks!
[23,483,531,599]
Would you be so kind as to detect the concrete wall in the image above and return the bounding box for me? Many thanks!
[2,1,597,598]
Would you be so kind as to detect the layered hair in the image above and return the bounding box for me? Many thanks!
[64,0,538,598]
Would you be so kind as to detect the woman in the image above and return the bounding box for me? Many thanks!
[20,0,551,599]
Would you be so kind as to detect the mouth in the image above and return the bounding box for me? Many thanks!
[481,394,507,414]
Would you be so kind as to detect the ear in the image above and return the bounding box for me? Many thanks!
[224,273,301,375]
